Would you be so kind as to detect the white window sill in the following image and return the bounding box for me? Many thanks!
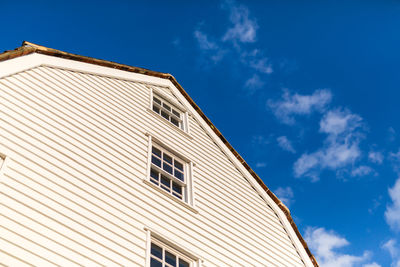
[143,179,199,214]
[146,108,193,140]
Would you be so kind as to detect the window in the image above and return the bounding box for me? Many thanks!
[150,241,191,267]
[145,228,202,267]
[145,135,195,209]
[152,94,185,130]
[150,144,187,202]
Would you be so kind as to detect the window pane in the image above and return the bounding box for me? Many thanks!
[152,147,162,157]
[172,192,182,199]
[171,118,180,127]
[162,103,171,111]
[152,156,162,167]
[172,182,182,194]
[150,258,162,267]
[153,105,160,113]
[153,97,162,105]
[161,110,169,120]
[172,109,180,118]
[151,243,162,259]
[163,162,173,174]
[165,250,176,266]
[174,170,184,181]
[163,153,173,164]
[179,259,190,267]
[150,169,159,180]
[174,161,184,171]
[161,175,170,189]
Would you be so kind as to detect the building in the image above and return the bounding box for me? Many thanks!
[0,42,318,266]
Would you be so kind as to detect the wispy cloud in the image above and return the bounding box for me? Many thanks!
[368,196,382,214]
[255,162,267,168]
[363,263,383,267]
[240,49,272,74]
[294,108,365,181]
[277,136,296,153]
[245,74,264,92]
[383,153,400,267]
[305,227,374,267]
[222,1,258,44]
[382,239,400,267]
[194,30,219,50]
[351,165,374,177]
[193,30,227,64]
[390,149,400,174]
[385,177,400,232]
[274,186,294,207]
[319,108,363,137]
[267,89,332,125]
[369,150,384,164]
[389,127,396,142]
[192,1,272,90]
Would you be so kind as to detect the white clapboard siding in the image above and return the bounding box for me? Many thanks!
[0,64,306,266]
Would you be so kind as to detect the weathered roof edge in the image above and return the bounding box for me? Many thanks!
[0,41,318,266]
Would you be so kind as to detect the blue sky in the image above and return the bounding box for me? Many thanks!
[2,1,400,266]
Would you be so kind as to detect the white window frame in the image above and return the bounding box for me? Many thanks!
[144,134,196,209]
[145,228,202,267]
[150,143,187,202]
[149,87,190,134]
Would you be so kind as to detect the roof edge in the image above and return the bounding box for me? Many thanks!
[0,41,318,266]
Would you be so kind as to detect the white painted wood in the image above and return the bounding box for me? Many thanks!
[0,56,312,266]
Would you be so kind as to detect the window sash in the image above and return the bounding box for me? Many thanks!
[152,95,184,130]
[151,145,186,184]
[150,144,187,202]
[150,167,185,200]
[153,101,183,122]
[150,240,192,267]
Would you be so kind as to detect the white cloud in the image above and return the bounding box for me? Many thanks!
[192,1,272,89]
[255,162,267,168]
[390,149,400,174]
[389,127,396,142]
[363,263,382,267]
[368,196,382,214]
[193,30,226,63]
[194,30,218,51]
[382,239,400,267]
[294,141,362,181]
[277,136,296,153]
[320,109,362,137]
[294,108,365,180]
[368,151,384,164]
[351,166,374,177]
[267,89,332,125]
[274,186,294,207]
[249,56,273,74]
[245,74,264,91]
[385,177,400,232]
[293,153,320,181]
[383,239,399,259]
[222,2,258,43]
[240,49,272,74]
[305,227,371,267]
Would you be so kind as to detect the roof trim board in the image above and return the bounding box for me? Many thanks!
[0,41,318,266]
